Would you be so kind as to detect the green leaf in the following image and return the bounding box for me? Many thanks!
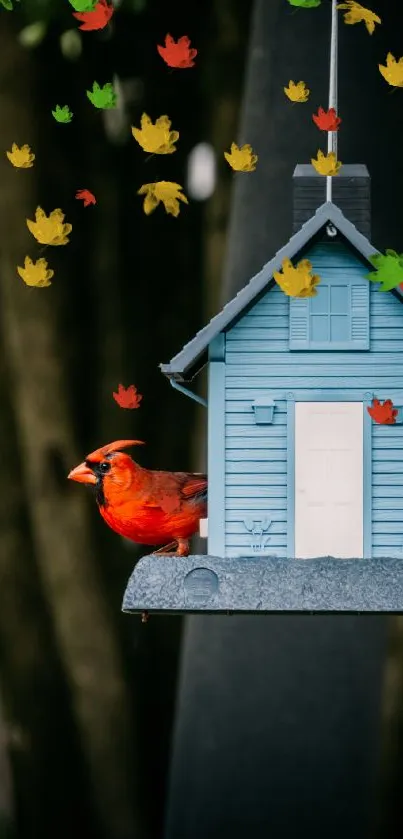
[52,104,74,123]
[86,81,117,109]
[287,0,321,6]
[68,0,97,10]
[0,0,15,10]
[60,28,82,60]
[18,21,47,47]
[367,250,403,292]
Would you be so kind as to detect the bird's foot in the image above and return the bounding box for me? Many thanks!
[153,541,178,556]
[153,539,189,557]
[176,539,190,557]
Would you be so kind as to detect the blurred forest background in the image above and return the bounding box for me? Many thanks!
[1,1,403,839]
[0,1,248,838]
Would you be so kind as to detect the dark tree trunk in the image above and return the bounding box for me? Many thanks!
[0,353,88,839]
[0,20,144,839]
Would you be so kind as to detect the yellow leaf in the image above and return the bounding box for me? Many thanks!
[284,80,310,102]
[137,181,188,217]
[311,149,342,176]
[131,113,179,154]
[26,206,72,246]
[378,53,403,88]
[273,258,321,298]
[6,143,35,168]
[17,256,54,288]
[224,142,258,172]
[337,1,381,34]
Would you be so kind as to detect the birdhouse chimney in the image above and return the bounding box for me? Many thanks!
[292,164,371,238]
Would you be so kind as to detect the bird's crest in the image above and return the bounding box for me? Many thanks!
[86,439,145,462]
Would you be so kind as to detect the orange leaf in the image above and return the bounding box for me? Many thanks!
[75,188,96,207]
[159,494,181,515]
[312,107,342,131]
[367,397,398,425]
[113,384,143,409]
[73,0,113,31]
[157,34,197,68]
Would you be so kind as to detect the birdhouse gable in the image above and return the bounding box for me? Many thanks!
[160,201,397,383]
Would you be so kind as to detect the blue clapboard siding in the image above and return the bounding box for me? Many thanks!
[223,241,403,558]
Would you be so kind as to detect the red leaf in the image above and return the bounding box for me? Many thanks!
[159,494,180,515]
[157,34,197,69]
[75,189,96,207]
[113,384,143,410]
[367,397,398,425]
[312,106,342,132]
[73,0,114,31]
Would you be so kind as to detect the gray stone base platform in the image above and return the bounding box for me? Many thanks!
[122,554,403,614]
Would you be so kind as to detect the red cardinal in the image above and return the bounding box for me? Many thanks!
[68,440,207,556]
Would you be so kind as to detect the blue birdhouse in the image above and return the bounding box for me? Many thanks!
[123,162,403,617]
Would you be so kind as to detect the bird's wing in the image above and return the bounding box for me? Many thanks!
[178,472,207,500]
[141,471,207,515]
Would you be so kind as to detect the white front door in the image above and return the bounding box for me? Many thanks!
[294,402,364,558]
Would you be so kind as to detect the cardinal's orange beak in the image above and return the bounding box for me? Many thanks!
[68,462,97,485]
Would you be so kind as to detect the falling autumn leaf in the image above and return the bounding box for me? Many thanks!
[337,1,381,34]
[69,0,97,9]
[17,256,54,288]
[312,107,342,131]
[284,80,310,102]
[76,188,96,207]
[287,0,321,6]
[224,142,258,172]
[86,81,117,109]
[113,384,143,409]
[137,182,188,217]
[1,0,20,9]
[378,53,403,88]
[311,149,342,176]
[72,0,113,30]
[137,181,188,217]
[158,494,181,515]
[273,258,321,297]
[132,114,179,154]
[6,143,35,168]
[157,34,197,69]
[52,105,73,123]
[26,207,72,246]
[367,250,403,292]
[367,398,398,425]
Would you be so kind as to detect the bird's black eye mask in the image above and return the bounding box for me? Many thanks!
[85,455,112,506]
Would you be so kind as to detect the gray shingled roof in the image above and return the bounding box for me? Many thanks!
[159,201,388,381]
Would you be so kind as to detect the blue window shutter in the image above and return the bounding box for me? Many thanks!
[289,298,310,349]
[350,283,370,349]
